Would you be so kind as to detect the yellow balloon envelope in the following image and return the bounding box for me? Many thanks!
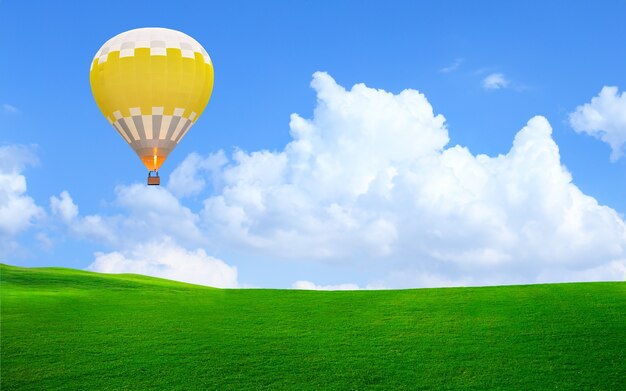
[90,28,214,182]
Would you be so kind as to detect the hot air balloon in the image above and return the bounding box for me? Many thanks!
[90,28,214,185]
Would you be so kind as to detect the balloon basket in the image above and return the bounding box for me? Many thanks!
[147,171,160,186]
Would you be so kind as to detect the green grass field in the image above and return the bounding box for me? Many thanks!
[1,263,624,390]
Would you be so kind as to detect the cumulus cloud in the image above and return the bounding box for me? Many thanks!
[167,151,227,198]
[88,239,238,288]
[536,259,626,284]
[483,73,510,90]
[50,191,78,223]
[53,184,204,248]
[0,145,44,242]
[0,144,37,172]
[49,190,117,245]
[292,280,361,290]
[42,73,626,288]
[52,187,239,287]
[569,86,626,161]
[196,72,626,285]
[113,184,205,245]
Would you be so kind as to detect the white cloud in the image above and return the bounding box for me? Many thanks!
[0,145,44,240]
[0,144,37,172]
[482,73,510,90]
[167,151,227,198]
[2,104,19,114]
[114,184,205,245]
[367,270,478,289]
[88,239,238,288]
[196,72,626,286]
[36,232,54,250]
[536,259,626,284]
[51,187,239,287]
[292,280,361,290]
[49,190,118,245]
[50,191,78,223]
[439,58,463,73]
[52,184,205,249]
[569,86,626,161]
[42,73,626,288]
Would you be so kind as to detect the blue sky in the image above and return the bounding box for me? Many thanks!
[1,1,625,289]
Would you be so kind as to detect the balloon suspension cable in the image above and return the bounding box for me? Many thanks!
[147,170,160,186]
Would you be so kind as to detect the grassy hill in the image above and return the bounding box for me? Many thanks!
[1,263,624,390]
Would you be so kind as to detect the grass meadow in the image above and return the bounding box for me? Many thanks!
[1,263,624,390]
